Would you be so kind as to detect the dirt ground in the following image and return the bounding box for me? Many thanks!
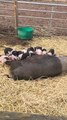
[0,34,67,117]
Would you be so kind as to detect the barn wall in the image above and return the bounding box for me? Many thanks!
[0,0,67,36]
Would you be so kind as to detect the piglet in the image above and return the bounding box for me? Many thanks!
[34,47,42,55]
[0,55,9,64]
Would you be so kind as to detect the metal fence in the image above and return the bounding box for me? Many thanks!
[0,0,67,35]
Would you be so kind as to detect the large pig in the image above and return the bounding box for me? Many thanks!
[6,55,67,80]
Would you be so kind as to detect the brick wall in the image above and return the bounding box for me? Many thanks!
[0,1,67,36]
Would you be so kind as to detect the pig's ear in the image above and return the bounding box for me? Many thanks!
[5,60,11,65]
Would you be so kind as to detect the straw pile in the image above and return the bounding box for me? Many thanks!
[0,35,67,116]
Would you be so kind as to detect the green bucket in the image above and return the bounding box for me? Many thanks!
[17,26,34,40]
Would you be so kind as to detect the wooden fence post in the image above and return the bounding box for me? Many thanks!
[14,0,18,34]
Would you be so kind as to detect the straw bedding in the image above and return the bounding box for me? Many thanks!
[0,35,67,116]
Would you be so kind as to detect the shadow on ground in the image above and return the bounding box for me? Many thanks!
[0,34,30,47]
[0,111,67,120]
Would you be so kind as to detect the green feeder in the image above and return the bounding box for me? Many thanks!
[17,26,34,40]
